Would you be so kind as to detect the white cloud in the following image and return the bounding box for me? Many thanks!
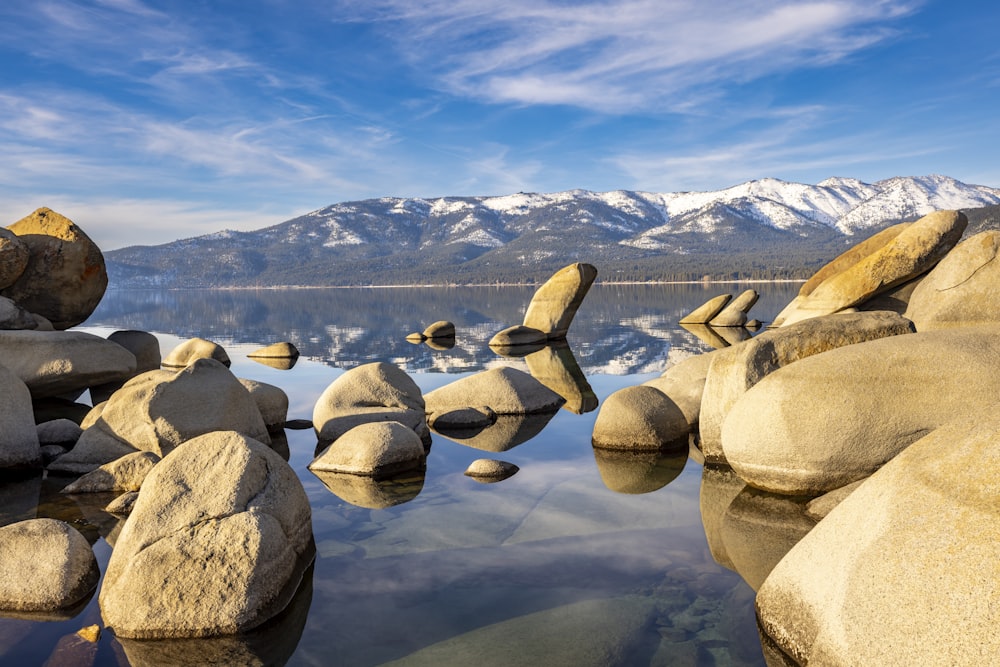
[333,0,919,112]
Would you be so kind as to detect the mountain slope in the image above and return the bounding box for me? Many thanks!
[106,175,1000,287]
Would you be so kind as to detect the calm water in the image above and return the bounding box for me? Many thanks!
[0,283,802,666]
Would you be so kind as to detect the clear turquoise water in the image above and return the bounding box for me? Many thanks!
[0,284,802,666]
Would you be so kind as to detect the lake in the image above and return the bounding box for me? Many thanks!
[0,282,803,666]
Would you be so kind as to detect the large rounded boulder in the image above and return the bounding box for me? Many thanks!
[1,208,107,329]
[0,362,41,469]
[99,431,314,638]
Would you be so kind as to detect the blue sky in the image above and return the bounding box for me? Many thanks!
[1,0,998,248]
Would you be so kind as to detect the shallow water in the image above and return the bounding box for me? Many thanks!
[0,283,801,666]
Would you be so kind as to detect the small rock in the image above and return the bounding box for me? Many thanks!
[161,337,230,368]
[310,422,426,478]
[464,458,519,482]
[77,625,101,643]
[104,491,139,515]
[239,378,289,428]
[247,341,299,359]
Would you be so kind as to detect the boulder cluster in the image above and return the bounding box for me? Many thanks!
[594,209,1000,664]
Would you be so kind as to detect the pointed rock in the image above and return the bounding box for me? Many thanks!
[679,293,732,324]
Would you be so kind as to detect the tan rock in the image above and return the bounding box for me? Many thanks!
[756,413,1000,665]
[0,330,137,399]
[679,293,732,324]
[523,342,597,414]
[777,211,966,326]
[643,349,722,428]
[593,447,687,494]
[722,325,1000,495]
[90,329,162,403]
[238,378,288,428]
[423,320,455,338]
[700,311,915,463]
[1,208,107,329]
[804,479,866,521]
[905,230,1000,330]
[488,324,547,347]
[309,421,426,478]
[0,362,41,468]
[799,222,912,297]
[424,366,564,415]
[247,341,299,358]
[60,451,159,493]
[50,359,269,473]
[162,337,230,368]
[428,406,496,430]
[0,519,98,612]
[463,458,519,481]
[104,491,139,515]
[709,289,758,327]
[0,228,29,289]
[312,362,426,445]
[99,431,314,639]
[699,464,747,571]
[521,262,598,339]
[591,385,688,451]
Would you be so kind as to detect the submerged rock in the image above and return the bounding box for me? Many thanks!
[0,208,107,329]
[99,431,314,639]
[0,519,98,614]
[423,320,456,339]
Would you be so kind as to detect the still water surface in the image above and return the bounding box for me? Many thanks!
[0,283,801,666]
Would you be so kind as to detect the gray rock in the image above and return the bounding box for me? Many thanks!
[709,289,758,327]
[591,385,688,451]
[0,363,41,468]
[161,337,230,368]
[722,324,1000,495]
[0,208,107,329]
[36,419,83,447]
[756,413,1000,665]
[313,362,427,445]
[0,227,29,290]
[99,431,314,639]
[61,451,160,493]
[424,366,564,416]
[0,519,98,613]
[679,293,732,324]
[700,311,915,463]
[0,330,136,399]
[0,295,37,330]
[521,262,598,339]
[309,421,426,478]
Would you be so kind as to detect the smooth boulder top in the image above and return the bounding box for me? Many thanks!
[776,211,966,326]
[422,320,456,339]
[699,310,915,464]
[679,293,732,325]
[0,362,41,469]
[309,421,426,478]
[162,337,231,368]
[463,458,519,481]
[0,519,99,614]
[905,230,1000,330]
[709,289,759,327]
[521,262,598,339]
[99,431,314,639]
[0,207,108,329]
[107,330,161,373]
[60,451,160,494]
[424,366,565,416]
[247,341,300,359]
[722,324,1000,495]
[756,412,1000,665]
[591,385,688,451]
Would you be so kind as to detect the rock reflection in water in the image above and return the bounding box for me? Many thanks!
[523,342,598,414]
[679,323,732,349]
[719,486,817,590]
[0,472,41,528]
[699,464,747,572]
[249,355,298,370]
[117,564,313,667]
[431,412,558,452]
[311,469,425,509]
[593,446,688,495]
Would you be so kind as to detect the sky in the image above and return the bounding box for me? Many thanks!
[1,0,999,249]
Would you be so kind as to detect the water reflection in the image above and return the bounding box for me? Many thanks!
[593,447,688,494]
[311,469,426,509]
[523,343,598,414]
[431,412,558,452]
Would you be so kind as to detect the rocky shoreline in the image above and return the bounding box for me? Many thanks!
[0,205,995,663]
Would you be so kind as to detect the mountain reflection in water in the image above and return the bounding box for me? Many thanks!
[0,283,802,666]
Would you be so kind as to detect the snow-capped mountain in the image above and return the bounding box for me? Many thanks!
[106,175,1000,287]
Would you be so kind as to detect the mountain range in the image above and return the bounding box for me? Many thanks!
[105,174,1000,287]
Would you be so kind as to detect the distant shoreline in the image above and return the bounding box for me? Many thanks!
[108,278,807,291]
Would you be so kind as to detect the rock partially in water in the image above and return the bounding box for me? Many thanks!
[313,361,427,446]
[423,320,455,339]
[161,337,231,368]
[0,518,98,614]
[0,208,107,330]
[425,366,564,416]
[51,359,270,474]
[238,378,288,428]
[756,413,1000,665]
[521,263,598,340]
[721,325,1000,495]
[679,293,732,325]
[99,431,314,639]
[60,451,159,494]
[464,458,519,482]
[0,363,41,469]
[0,330,136,399]
[592,385,688,451]
[700,310,915,464]
[429,406,496,430]
[105,490,139,515]
[488,324,547,348]
[247,341,299,359]
[709,289,758,327]
[310,421,426,478]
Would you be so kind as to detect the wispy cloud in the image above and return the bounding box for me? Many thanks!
[332,0,919,112]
